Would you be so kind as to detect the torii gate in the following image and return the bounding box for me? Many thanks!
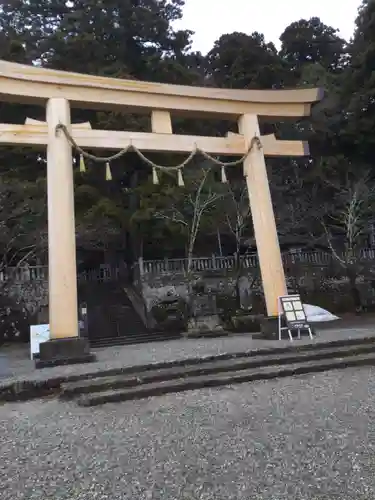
[0,60,322,366]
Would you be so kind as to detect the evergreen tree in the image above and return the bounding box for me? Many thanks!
[206,31,286,89]
[343,0,375,163]
[280,17,346,77]
[0,0,202,256]
[0,0,368,262]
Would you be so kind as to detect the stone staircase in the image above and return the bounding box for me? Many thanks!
[79,282,180,347]
[60,337,375,406]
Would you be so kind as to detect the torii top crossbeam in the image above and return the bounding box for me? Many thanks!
[0,60,322,117]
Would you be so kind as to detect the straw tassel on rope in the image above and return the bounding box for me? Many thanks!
[56,124,261,179]
[221,165,228,183]
[79,154,86,173]
[105,162,112,181]
[152,166,160,185]
[177,168,185,187]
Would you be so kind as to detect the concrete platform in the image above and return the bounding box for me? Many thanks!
[0,323,375,402]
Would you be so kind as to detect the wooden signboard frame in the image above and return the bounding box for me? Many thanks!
[278,295,314,342]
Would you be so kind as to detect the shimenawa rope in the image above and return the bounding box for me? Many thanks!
[55,123,262,184]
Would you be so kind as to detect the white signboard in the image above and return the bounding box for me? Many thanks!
[278,295,314,342]
[30,324,50,360]
[279,295,309,330]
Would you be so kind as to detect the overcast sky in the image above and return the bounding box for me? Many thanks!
[174,0,361,54]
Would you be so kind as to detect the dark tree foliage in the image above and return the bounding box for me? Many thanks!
[206,32,287,89]
[342,0,375,163]
[0,0,370,268]
[280,17,347,75]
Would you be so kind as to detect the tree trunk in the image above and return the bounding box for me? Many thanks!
[217,229,223,257]
[347,268,362,313]
[185,249,194,318]
[234,252,242,309]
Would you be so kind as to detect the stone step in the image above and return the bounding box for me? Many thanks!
[61,342,375,400]
[65,337,375,390]
[92,331,374,352]
[76,352,375,406]
[89,332,181,348]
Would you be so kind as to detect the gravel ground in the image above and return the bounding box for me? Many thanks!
[1,367,375,499]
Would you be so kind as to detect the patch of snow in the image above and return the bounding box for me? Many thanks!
[303,304,340,323]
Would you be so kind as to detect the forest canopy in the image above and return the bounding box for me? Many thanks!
[0,0,372,267]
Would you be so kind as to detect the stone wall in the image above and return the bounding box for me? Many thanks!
[138,269,241,312]
[5,263,375,317]
[0,268,49,316]
[6,280,49,315]
[136,262,375,315]
[0,279,48,341]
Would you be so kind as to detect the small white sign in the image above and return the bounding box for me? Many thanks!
[278,295,313,342]
[30,324,50,360]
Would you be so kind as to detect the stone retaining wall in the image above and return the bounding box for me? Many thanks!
[137,264,375,315]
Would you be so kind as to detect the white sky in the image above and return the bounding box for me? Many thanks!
[174,0,361,54]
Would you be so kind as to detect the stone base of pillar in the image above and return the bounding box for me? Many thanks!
[35,337,96,369]
[260,316,279,340]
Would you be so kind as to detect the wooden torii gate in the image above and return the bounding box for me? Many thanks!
[0,60,322,366]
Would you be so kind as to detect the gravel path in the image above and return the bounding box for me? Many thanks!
[1,367,375,499]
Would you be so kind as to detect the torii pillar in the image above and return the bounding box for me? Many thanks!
[239,114,287,339]
[36,98,95,368]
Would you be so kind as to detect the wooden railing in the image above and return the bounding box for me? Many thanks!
[0,266,48,283]
[138,248,375,275]
[0,265,121,283]
[138,255,258,274]
[2,248,375,283]
[78,266,120,283]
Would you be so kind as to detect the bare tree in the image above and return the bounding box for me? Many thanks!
[217,181,255,306]
[156,166,222,283]
[222,182,251,257]
[0,177,47,340]
[0,180,47,272]
[271,158,321,250]
[321,171,375,310]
